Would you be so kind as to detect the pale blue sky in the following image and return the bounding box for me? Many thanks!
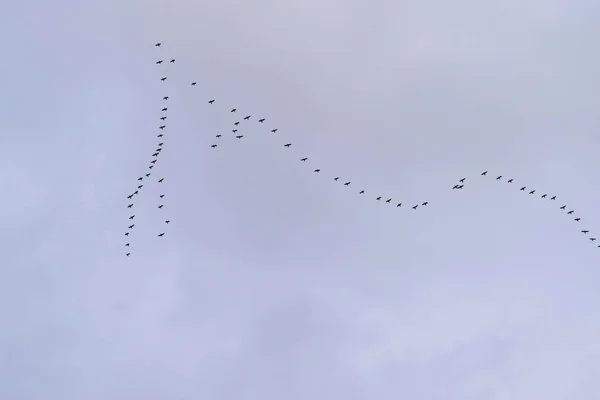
[1,0,600,399]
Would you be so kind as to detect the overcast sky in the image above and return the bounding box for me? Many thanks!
[2,0,600,399]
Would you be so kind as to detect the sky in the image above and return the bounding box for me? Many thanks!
[1,0,600,398]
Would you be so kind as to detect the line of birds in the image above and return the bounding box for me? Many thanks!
[200,99,597,247]
[122,42,173,257]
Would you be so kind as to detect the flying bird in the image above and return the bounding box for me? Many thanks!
[560,205,567,210]
[334,177,339,181]
[161,107,167,112]
[396,203,402,207]
[158,134,163,137]
[376,197,381,201]
[457,185,464,189]
[137,177,143,181]
[508,179,513,183]
[211,144,217,148]
[231,108,236,112]
[129,215,135,220]
[156,60,163,64]
[165,220,170,224]
[459,178,465,182]
[567,210,574,214]
[301,158,308,161]
[161,77,167,81]
[128,224,135,229]
[158,143,163,146]
[125,243,130,247]
[152,153,159,157]
[159,125,165,130]
[146,173,151,177]
[160,116,167,120]
[158,178,164,183]
[520,187,526,191]
[422,202,428,206]
[551,196,556,200]
[590,237,596,241]
[236,135,243,139]
[208,99,215,104]
[314,169,320,173]
[284,143,291,147]
[271,129,278,133]
[149,165,154,169]
[163,96,168,100]
[216,134,222,138]
[244,115,251,120]
[541,194,547,198]
[150,160,156,164]
[127,194,133,199]
[582,230,589,234]
[155,42,161,47]
[158,233,165,237]
[496,176,502,180]
[412,205,418,209]
[575,218,581,222]
[234,122,239,125]
[133,190,138,195]
[191,82,196,86]
[258,118,265,123]
[158,205,164,209]
[386,198,391,203]
[344,182,351,186]
[137,184,143,189]
[359,190,365,194]
[160,195,165,198]
[170,59,175,63]
[126,253,130,257]
[232,129,238,133]
[125,232,129,236]
[453,185,459,189]
[481,171,487,175]
[128,204,133,208]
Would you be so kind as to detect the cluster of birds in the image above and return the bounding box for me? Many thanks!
[451,172,598,247]
[121,42,173,257]
[129,42,596,254]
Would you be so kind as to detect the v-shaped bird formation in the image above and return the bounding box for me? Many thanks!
[122,42,597,255]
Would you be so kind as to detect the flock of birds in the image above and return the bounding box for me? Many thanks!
[121,42,598,256]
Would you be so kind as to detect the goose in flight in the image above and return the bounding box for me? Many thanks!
[160,195,165,198]
[158,205,164,209]
[529,190,536,195]
[422,202,428,206]
[161,77,167,81]
[520,187,526,191]
[244,115,251,120]
[158,233,165,237]
[359,190,365,194]
[453,185,459,189]
[209,99,215,104]
[300,158,308,161]
[163,96,168,100]
[412,205,418,209]
[344,181,351,186]
[191,82,196,86]
[150,160,157,164]
[258,118,265,123]
[551,196,556,200]
[376,197,382,200]
[159,125,166,129]
[459,178,466,182]
[396,203,402,207]
[574,218,581,222]
[211,144,217,148]
[161,107,167,112]
[148,165,154,169]
[582,230,589,234]
[137,184,143,189]
[128,224,135,229]
[160,116,167,120]
[496,175,502,180]
[125,243,130,247]
[138,177,143,181]
[386,198,391,203]
[560,205,567,209]
[541,194,547,198]
[158,178,164,183]
[314,169,320,173]
[129,215,135,220]
[146,173,151,177]
[165,220,170,224]
[567,210,574,214]
[457,185,464,189]
[481,171,488,176]
[590,238,597,241]
[231,108,236,112]
[157,134,163,137]
[156,60,163,64]
[236,135,243,139]
[127,194,133,199]
[126,253,131,257]
[232,129,238,133]
[155,42,161,47]
[271,129,278,133]
[234,122,239,125]
[152,153,159,157]
[128,204,133,208]
[170,59,175,63]
[508,179,513,183]
[334,177,339,181]
[284,143,291,147]
[125,232,129,236]
[158,143,163,146]
[133,190,139,195]
[216,134,222,138]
